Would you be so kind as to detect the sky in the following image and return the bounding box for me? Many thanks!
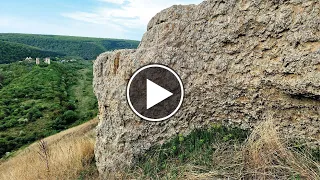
[0,0,202,40]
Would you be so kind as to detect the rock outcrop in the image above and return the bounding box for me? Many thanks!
[93,0,320,175]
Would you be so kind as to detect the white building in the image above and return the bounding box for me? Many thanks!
[25,57,33,62]
[44,57,51,64]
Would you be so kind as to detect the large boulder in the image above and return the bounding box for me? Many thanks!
[93,0,320,175]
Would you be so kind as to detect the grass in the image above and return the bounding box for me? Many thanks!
[1,118,320,180]
[123,120,320,180]
[0,119,99,180]
[125,124,248,179]
[241,120,320,179]
[68,62,98,125]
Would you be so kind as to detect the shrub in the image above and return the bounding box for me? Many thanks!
[62,110,78,124]
[51,116,66,130]
[26,107,42,122]
[64,102,76,111]
[0,73,4,84]
[0,138,8,156]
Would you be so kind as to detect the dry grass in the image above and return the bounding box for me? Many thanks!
[241,119,320,179]
[0,119,98,180]
[2,118,319,180]
[183,119,320,180]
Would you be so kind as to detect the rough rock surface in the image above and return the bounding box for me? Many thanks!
[93,0,320,175]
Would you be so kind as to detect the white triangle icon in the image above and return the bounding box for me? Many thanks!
[147,79,173,109]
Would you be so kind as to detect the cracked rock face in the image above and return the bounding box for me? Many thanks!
[93,0,320,175]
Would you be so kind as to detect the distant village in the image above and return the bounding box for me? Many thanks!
[24,57,51,65]
[22,57,77,64]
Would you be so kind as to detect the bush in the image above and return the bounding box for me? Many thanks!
[84,111,94,119]
[64,102,76,111]
[51,116,67,130]
[0,138,8,156]
[0,73,4,84]
[62,110,78,124]
[26,107,43,122]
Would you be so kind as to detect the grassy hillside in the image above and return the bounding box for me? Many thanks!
[0,41,64,64]
[0,61,98,157]
[0,33,140,61]
[0,119,98,180]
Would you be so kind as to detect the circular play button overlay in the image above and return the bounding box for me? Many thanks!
[127,64,184,122]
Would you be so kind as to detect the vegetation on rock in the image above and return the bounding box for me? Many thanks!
[124,121,320,179]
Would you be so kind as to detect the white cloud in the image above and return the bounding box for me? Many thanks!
[62,0,202,39]
[0,0,203,40]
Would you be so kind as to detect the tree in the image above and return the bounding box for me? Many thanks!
[0,73,4,85]
[62,110,78,124]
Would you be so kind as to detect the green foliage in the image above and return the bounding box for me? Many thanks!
[62,110,78,124]
[0,41,64,64]
[0,60,98,157]
[131,124,249,179]
[26,107,43,122]
[0,33,140,62]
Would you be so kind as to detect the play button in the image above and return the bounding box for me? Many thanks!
[127,64,184,122]
[147,79,173,109]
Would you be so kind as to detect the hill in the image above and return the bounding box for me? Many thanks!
[0,60,98,157]
[0,41,64,64]
[0,118,98,180]
[0,33,140,62]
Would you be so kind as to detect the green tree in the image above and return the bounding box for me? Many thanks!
[62,110,78,124]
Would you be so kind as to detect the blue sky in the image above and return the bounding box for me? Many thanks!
[0,0,202,40]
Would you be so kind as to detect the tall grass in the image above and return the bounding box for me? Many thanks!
[126,120,320,179]
[1,118,319,180]
[241,120,320,179]
[0,119,98,180]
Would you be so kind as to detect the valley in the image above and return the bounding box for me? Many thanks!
[0,60,98,158]
[0,33,139,159]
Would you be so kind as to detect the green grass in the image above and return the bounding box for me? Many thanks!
[124,123,320,180]
[68,61,98,125]
[128,124,249,179]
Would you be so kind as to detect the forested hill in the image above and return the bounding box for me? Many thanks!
[0,33,140,62]
[0,61,98,157]
[0,41,64,64]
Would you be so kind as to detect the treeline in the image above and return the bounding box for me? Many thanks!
[0,33,140,61]
[0,41,64,64]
